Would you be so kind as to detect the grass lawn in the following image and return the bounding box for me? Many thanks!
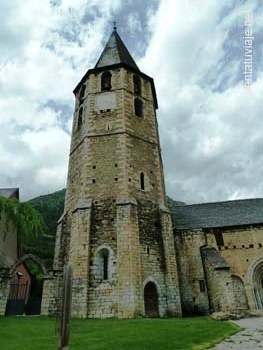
[0,316,240,350]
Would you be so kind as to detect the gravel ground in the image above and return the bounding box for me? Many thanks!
[210,317,263,349]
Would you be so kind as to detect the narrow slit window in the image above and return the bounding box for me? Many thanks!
[101,71,112,91]
[103,251,109,280]
[199,280,206,293]
[140,172,145,190]
[134,98,143,117]
[133,75,141,95]
[77,107,83,130]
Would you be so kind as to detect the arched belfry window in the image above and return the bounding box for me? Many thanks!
[101,71,112,91]
[133,75,141,95]
[77,106,83,130]
[79,84,86,104]
[140,172,145,190]
[134,98,143,117]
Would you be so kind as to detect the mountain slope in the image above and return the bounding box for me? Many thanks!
[23,189,66,268]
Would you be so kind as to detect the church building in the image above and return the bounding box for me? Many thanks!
[41,29,263,318]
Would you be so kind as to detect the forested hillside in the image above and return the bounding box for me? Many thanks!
[23,189,65,268]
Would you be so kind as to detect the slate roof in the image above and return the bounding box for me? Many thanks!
[170,198,263,230]
[201,247,229,270]
[0,188,19,199]
[95,29,139,71]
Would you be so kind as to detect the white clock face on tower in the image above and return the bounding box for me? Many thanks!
[96,93,116,111]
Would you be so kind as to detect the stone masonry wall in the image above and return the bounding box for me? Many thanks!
[203,260,234,313]
[116,200,142,318]
[174,230,210,315]
[138,201,181,316]
[65,67,165,213]
[232,275,248,310]
[69,203,92,318]
[0,277,10,316]
[88,199,118,318]
[160,208,182,316]
[206,226,263,280]
[138,200,166,316]
[206,226,263,310]
[174,225,263,315]
[41,271,63,316]
[53,213,71,270]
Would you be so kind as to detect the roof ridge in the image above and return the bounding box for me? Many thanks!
[181,197,263,207]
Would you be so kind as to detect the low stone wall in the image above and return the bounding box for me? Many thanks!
[0,275,10,316]
[41,270,63,316]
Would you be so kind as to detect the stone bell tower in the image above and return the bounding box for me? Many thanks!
[51,28,181,318]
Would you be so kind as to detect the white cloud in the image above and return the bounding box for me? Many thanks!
[140,0,263,203]
[0,0,262,206]
[0,0,122,200]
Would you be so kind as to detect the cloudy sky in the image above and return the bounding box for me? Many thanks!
[0,0,262,204]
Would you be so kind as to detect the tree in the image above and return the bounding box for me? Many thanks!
[0,195,46,243]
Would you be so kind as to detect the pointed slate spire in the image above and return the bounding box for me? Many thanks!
[95,29,140,71]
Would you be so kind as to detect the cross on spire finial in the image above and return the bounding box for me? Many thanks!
[113,21,117,30]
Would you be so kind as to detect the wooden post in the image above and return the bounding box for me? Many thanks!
[59,265,73,350]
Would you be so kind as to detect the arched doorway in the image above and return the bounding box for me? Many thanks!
[252,261,263,309]
[232,275,248,310]
[5,254,46,316]
[144,282,159,317]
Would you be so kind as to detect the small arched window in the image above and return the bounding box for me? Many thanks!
[79,85,86,104]
[103,253,108,280]
[133,75,141,95]
[134,98,143,117]
[140,172,145,190]
[101,71,112,91]
[100,249,109,280]
[77,107,83,130]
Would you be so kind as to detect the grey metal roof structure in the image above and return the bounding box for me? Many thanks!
[95,29,139,71]
[0,188,19,199]
[169,198,263,230]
